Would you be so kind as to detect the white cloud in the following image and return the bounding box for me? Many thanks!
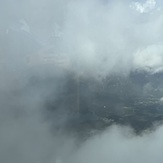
[69,125,163,163]
[134,44,163,68]
[131,0,156,13]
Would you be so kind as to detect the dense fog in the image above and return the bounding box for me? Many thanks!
[1,0,163,162]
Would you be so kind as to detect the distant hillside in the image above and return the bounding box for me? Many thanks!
[30,67,163,135]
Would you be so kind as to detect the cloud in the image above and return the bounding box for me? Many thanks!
[68,125,163,163]
[134,44,163,68]
[58,0,163,75]
[131,0,156,13]
[1,0,163,163]
[1,0,163,76]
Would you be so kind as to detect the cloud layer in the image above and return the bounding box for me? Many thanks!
[1,0,163,163]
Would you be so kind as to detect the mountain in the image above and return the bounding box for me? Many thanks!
[38,67,163,136]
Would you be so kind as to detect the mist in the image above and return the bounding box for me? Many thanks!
[68,125,163,163]
[1,0,163,162]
